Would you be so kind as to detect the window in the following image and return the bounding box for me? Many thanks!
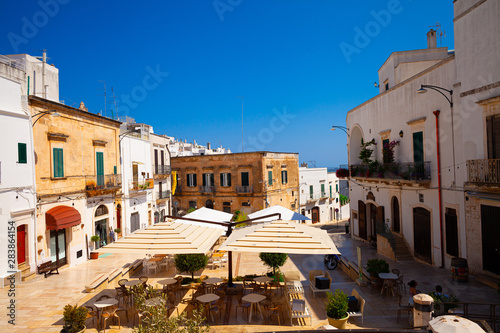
[281,170,288,184]
[309,185,313,199]
[268,170,273,186]
[18,143,27,164]
[413,131,424,163]
[486,115,500,158]
[445,208,459,257]
[321,184,325,197]
[95,205,108,217]
[336,184,338,193]
[220,172,232,187]
[189,201,197,209]
[241,172,249,186]
[223,202,231,213]
[154,149,158,173]
[202,173,214,186]
[187,173,197,187]
[53,148,64,178]
[330,186,332,198]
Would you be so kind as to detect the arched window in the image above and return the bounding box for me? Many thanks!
[95,205,108,217]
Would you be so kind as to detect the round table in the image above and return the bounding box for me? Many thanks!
[196,293,220,321]
[204,277,223,292]
[123,280,142,287]
[379,273,399,297]
[242,293,266,322]
[94,298,118,329]
[148,257,162,263]
[157,278,177,286]
[145,297,163,307]
[254,276,273,284]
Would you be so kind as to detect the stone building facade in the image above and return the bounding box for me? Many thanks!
[171,152,299,215]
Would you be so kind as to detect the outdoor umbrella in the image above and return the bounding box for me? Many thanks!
[218,219,340,255]
[247,205,310,223]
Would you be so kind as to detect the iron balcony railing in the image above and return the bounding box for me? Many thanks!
[154,165,171,175]
[235,186,253,193]
[467,159,500,184]
[85,174,121,190]
[156,190,171,199]
[129,178,154,192]
[350,161,431,181]
[199,186,215,193]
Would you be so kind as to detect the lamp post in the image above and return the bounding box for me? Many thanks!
[330,125,350,137]
[32,109,59,126]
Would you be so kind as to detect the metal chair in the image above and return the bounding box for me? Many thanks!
[392,268,401,276]
[236,295,251,319]
[101,305,120,333]
[84,305,98,328]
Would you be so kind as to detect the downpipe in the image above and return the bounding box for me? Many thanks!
[433,110,445,268]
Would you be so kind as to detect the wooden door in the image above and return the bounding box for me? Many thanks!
[392,197,400,233]
[376,206,385,234]
[481,205,500,275]
[358,201,367,240]
[17,225,26,264]
[413,207,432,264]
[312,207,319,224]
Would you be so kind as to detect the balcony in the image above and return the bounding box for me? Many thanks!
[85,174,122,197]
[129,178,154,192]
[235,186,253,194]
[154,165,171,176]
[199,186,215,193]
[156,190,171,205]
[467,159,500,184]
[350,162,431,182]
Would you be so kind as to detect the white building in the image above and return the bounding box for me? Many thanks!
[345,0,500,273]
[150,133,172,222]
[0,58,37,285]
[120,122,154,235]
[299,167,349,224]
[169,138,231,157]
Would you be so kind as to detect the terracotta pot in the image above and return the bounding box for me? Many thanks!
[327,314,349,329]
[90,252,99,260]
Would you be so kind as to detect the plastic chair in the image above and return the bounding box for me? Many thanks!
[209,298,226,323]
[265,303,281,325]
[84,305,97,328]
[392,268,401,276]
[236,295,251,319]
[101,305,120,333]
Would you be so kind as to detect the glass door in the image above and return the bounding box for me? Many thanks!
[50,229,67,266]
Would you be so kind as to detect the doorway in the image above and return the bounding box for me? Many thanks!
[481,205,500,275]
[413,207,432,264]
[50,229,67,267]
[17,225,26,265]
[311,207,320,224]
[358,201,367,240]
[392,197,400,233]
[205,200,214,209]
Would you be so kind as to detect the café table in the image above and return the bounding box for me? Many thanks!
[157,278,177,287]
[123,279,142,287]
[94,298,118,329]
[242,293,266,322]
[196,293,220,321]
[379,272,398,297]
[204,277,223,292]
[254,276,273,284]
[144,297,163,307]
[153,254,167,258]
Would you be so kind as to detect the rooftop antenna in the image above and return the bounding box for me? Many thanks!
[307,161,317,168]
[98,80,107,117]
[110,87,118,120]
[428,22,445,47]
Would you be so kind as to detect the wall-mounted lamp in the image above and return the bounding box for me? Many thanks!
[399,130,404,138]
[374,82,379,88]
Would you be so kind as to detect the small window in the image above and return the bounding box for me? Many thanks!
[18,143,27,164]
[241,172,249,187]
[187,173,197,187]
[189,201,197,209]
[95,205,108,217]
[220,172,232,187]
[268,170,273,186]
[309,185,313,199]
[281,170,288,184]
[242,201,250,207]
[53,148,64,178]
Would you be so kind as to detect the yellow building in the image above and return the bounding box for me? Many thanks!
[30,96,121,268]
[171,152,299,215]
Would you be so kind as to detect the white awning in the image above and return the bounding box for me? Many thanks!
[248,205,310,223]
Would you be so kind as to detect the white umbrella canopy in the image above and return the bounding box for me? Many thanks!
[96,207,231,255]
[218,220,341,255]
[247,205,310,223]
[428,315,485,333]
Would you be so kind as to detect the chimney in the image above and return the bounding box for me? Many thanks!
[207,142,211,150]
[427,29,437,49]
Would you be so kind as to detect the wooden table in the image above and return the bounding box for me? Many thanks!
[204,277,223,292]
[242,293,266,322]
[157,278,177,286]
[123,279,142,287]
[148,257,162,262]
[379,272,398,297]
[254,276,273,284]
[153,254,167,258]
[196,293,220,321]
[94,298,118,329]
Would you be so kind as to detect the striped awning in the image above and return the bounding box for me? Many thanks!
[46,206,81,230]
[219,220,341,255]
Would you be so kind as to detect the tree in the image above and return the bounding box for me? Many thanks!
[232,209,248,228]
[259,252,288,275]
[174,254,208,279]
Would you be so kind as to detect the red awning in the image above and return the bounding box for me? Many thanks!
[46,206,81,230]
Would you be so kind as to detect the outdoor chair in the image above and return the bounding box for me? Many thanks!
[236,295,251,318]
[265,303,282,325]
[101,305,120,333]
[144,261,157,275]
[209,298,226,323]
[392,268,400,276]
[159,258,170,272]
[139,275,148,287]
[84,305,98,328]
[395,275,406,296]
[115,287,128,307]
[349,289,365,323]
[396,290,413,324]
[96,294,111,302]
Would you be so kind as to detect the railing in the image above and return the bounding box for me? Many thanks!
[235,186,253,193]
[199,186,215,193]
[129,178,154,192]
[350,161,431,181]
[0,55,26,70]
[467,159,500,184]
[154,165,171,175]
[156,190,171,199]
[85,174,121,190]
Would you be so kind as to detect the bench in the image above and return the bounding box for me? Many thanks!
[37,260,59,278]
[85,273,108,293]
[284,271,304,295]
[348,289,366,323]
[286,291,312,326]
[308,270,332,298]
[108,268,122,287]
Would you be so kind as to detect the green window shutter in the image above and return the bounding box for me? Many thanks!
[96,152,104,186]
[336,184,338,192]
[114,166,117,174]
[330,186,332,198]
[413,131,424,163]
[268,171,273,186]
[309,185,313,199]
[18,143,27,164]
[321,184,325,196]
[53,148,64,178]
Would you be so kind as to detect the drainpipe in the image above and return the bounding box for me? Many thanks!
[433,110,444,268]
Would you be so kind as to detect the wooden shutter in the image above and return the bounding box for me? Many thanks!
[241,172,249,186]
[18,143,27,164]
[309,185,313,199]
[376,206,385,234]
[227,173,231,186]
[210,173,214,186]
[330,186,332,198]
[220,173,224,186]
[413,132,424,163]
[154,149,158,173]
[193,174,197,186]
[268,170,273,186]
[53,148,64,178]
[96,152,104,186]
[202,173,207,186]
[321,184,325,196]
[160,150,164,167]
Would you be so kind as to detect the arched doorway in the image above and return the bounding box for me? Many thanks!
[311,207,320,224]
[205,200,214,209]
[392,197,400,233]
[413,207,431,264]
[17,225,26,264]
[94,205,109,249]
[116,204,121,231]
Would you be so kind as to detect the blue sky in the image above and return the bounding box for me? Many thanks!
[2,0,454,167]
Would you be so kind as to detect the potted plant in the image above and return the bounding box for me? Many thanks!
[366,258,389,289]
[173,254,208,279]
[90,235,100,259]
[429,292,459,315]
[336,168,349,179]
[259,253,288,276]
[61,304,88,333]
[325,289,349,329]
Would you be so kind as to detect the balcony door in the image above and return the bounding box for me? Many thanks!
[96,152,104,187]
[486,115,500,158]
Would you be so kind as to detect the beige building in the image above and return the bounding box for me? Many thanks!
[171,152,299,215]
[31,96,122,268]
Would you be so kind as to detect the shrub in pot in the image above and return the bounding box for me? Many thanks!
[325,289,349,329]
[61,304,88,333]
[366,258,389,278]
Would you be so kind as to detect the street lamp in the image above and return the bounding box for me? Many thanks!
[330,125,350,137]
[417,84,453,107]
[32,109,60,126]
